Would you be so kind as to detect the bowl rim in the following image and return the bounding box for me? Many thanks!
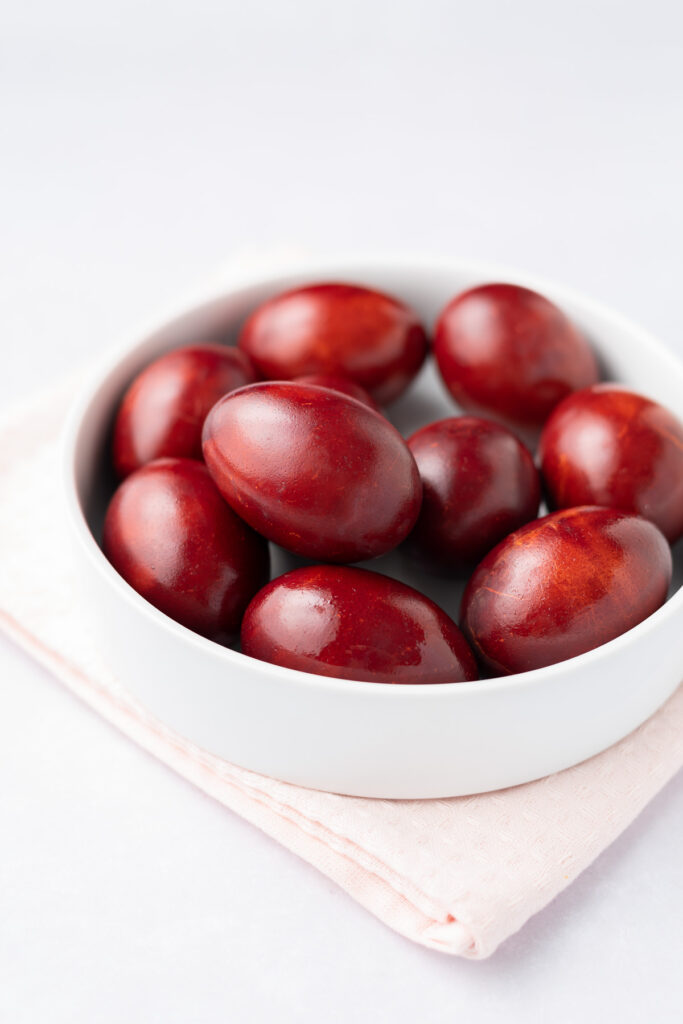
[61,251,683,700]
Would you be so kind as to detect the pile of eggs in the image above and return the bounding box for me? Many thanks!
[102,281,683,684]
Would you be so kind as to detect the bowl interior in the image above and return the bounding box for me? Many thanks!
[72,260,683,659]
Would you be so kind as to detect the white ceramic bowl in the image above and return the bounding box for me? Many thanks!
[62,256,683,798]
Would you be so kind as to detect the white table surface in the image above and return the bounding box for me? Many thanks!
[1,1,682,1020]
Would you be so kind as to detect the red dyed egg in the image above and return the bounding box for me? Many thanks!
[293,373,380,411]
[539,384,683,544]
[406,416,541,569]
[434,283,599,433]
[113,344,257,477]
[102,458,269,641]
[461,506,672,675]
[202,382,422,562]
[242,565,478,684]
[238,282,427,403]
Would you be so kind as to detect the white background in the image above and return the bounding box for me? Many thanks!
[2,1,682,1020]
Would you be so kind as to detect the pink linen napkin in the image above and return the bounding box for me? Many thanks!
[1,378,682,959]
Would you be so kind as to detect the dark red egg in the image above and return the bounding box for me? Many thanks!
[461,506,672,675]
[201,382,422,562]
[434,283,599,433]
[293,373,380,411]
[102,458,269,641]
[539,384,683,544]
[112,344,257,478]
[238,282,427,403]
[406,416,541,570]
[241,565,478,684]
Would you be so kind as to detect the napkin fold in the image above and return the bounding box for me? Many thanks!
[1,378,681,959]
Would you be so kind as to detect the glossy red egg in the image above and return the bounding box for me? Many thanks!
[238,282,427,404]
[112,344,257,477]
[406,416,541,570]
[461,506,672,675]
[293,373,380,411]
[241,565,478,684]
[102,458,269,642]
[434,283,599,433]
[202,382,422,562]
[539,384,683,544]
